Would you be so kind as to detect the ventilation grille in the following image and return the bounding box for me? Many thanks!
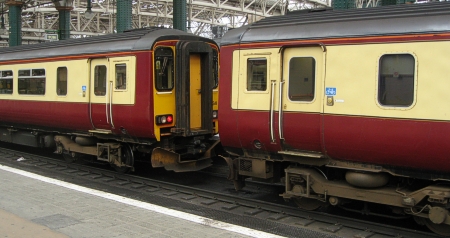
[239,159,252,172]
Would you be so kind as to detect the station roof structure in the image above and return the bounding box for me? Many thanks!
[0,0,331,46]
[0,0,432,47]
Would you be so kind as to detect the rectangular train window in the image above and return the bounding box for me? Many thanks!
[115,64,127,90]
[288,57,315,101]
[154,47,174,91]
[378,54,415,107]
[0,70,13,94]
[57,67,67,96]
[94,65,107,96]
[18,69,46,95]
[247,58,267,91]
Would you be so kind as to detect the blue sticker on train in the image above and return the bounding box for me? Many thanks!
[82,86,86,92]
[325,87,336,96]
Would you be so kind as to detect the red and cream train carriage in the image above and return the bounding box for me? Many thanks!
[0,28,219,172]
[219,3,450,235]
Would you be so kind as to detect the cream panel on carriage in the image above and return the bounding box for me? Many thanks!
[0,56,136,105]
[0,60,90,103]
[281,46,325,114]
[231,48,280,111]
[323,40,450,121]
[89,56,136,105]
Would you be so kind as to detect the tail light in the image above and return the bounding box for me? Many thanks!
[156,114,173,125]
[212,110,218,119]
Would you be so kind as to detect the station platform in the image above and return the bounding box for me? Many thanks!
[0,165,282,238]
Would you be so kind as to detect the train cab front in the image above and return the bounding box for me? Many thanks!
[151,39,219,172]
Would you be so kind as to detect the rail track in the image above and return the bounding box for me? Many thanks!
[0,144,440,238]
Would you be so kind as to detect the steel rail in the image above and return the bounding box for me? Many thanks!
[0,145,438,238]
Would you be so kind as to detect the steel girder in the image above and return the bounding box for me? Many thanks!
[0,0,329,46]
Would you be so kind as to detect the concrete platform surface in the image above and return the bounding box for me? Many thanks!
[0,165,283,238]
[0,208,69,238]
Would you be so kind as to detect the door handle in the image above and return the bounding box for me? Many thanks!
[278,81,284,140]
[106,83,109,125]
[270,80,276,143]
[109,81,115,129]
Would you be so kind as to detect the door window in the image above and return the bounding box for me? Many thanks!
[94,65,107,96]
[115,64,127,90]
[378,54,415,107]
[288,57,315,102]
[57,67,67,96]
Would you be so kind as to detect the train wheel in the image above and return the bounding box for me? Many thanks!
[63,151,82,163]
[419,218,450,237]
[112,144,134,173]
[293,197,327,211]
[291,185,327,211]
[293,198,324,211]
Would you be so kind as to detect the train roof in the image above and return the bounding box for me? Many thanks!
[220,2,450,46]
[0,28,218,61]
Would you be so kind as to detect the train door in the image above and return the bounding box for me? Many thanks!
[173,41,214,137]
[234,48,281,152]
[278,46,325,156]
[189,54,202,129]
[89,58,112,131]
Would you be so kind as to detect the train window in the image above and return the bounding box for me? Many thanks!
[94,65,107,96]
[115,64,127,90]
[32,69,45,76]
[18,69,30,77]
[0,70,13,94]
[288,57,315,101]
[154,47,174,91]
[57,67,67,96]
[212,49,219,89]
[18,69,46,95]
[247,58,267,91]
[378,54,415,107]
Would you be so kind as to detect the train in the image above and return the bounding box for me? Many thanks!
[1,2,450,236]
[218,2,450,236]
[0,27,220,173]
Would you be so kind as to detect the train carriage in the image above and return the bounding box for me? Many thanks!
[219,3,450,235]
[0,27,219,172]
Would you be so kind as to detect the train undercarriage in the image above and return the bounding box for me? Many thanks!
[0,126,218,173]
[222,152,450,236]
[3,125,450,235]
